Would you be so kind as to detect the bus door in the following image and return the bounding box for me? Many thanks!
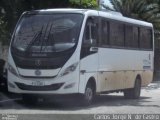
[80,16,99,93]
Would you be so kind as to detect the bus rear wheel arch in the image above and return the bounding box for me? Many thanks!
[124,75,141,99]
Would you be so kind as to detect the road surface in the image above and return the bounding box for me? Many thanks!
[0,81,160,120]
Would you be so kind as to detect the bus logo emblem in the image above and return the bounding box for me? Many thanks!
[35,70,41,76]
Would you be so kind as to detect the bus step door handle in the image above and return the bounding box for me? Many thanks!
[90,47,98,52]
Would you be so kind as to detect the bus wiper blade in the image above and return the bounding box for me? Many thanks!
[40,22,49,52]
[26,25,44,52]
[42,23,54,52]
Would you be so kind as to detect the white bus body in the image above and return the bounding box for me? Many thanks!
[7,9,154,104]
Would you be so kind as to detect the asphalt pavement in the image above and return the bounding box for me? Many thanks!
[0,81,160,120]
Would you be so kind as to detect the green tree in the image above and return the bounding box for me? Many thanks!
[70,0,98,8]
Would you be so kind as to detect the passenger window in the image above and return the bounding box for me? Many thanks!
[140,28,152,49]
[110,21,124,47]
[101,20,109,46]
[125,25,139,48]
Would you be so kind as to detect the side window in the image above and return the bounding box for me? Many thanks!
[110,21,124,47]
[125,25,139,48]
[101,19,109,46]
[83,17,98,46]
[133,26,139,48]
[140,28,152,49]
[80,17,98,59]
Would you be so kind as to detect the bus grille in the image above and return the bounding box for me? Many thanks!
[15,82,64,91]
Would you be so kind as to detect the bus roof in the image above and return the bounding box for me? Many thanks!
[28,8,153,28]
[30,8,87,14]
[98,10,153,28]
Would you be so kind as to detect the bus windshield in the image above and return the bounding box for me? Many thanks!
[12,13,83,53]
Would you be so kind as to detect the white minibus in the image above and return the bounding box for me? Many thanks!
[7,9,154,105]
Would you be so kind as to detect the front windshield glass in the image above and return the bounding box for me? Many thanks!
[12,13,83,52]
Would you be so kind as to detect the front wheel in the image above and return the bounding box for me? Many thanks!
[82,83,95,105]
[124,78,141,99]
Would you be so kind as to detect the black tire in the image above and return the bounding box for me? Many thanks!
[82,82,95,106]
[124,78,141,99]
[22,94,38,105]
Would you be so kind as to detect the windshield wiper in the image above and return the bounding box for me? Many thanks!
[25,25,44,52]
[40,22,49,52]
[41,22,54,52]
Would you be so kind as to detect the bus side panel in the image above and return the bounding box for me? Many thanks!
[98,48,153,91]
[79,53,98,94]
[141,70,153,87]
[124,71,138,89]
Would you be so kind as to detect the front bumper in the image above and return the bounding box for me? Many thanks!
[7,71,79,94]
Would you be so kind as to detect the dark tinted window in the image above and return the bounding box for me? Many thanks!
[83,18,98,46]
[13,14,83,52]
[101,20,109,46]
[110,21,124,47]
[140,28,152,49]
[81,17,98,59]
[99,17,153,50]
[125,25,139,48]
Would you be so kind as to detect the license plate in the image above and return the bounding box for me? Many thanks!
[31,81,45,86]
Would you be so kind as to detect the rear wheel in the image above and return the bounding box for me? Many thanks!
[124,78,141,99]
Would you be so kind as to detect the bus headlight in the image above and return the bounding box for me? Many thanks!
[8,63,18,77]
[60,62,78,77]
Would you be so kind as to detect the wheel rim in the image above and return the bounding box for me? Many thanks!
[85,87,93,102]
